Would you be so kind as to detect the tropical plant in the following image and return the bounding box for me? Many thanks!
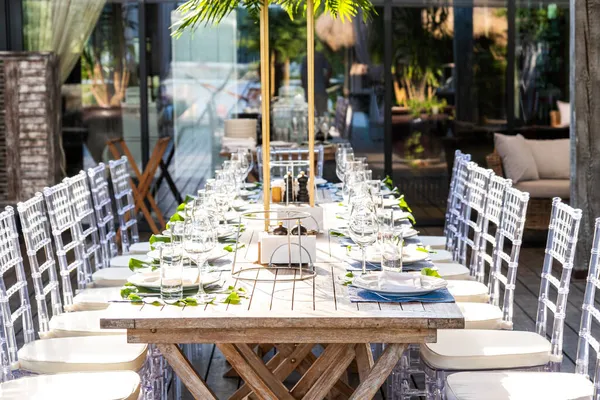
[82,3,137,107]
[173,0,376,36]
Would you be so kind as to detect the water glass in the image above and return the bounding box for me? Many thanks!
[160,243,184,302]
[169,221,185,246]
[381,232,403,273]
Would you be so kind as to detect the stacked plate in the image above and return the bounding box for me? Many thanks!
[224,119,257,139]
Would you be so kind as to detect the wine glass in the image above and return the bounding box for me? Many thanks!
[336,148,354,183]
[348,205,379,274]
[184,214,217,303]
[237,149,253,182]
[213,178,233,223]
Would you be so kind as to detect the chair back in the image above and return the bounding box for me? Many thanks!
[0,208,35,368]
[489,187,529,328]
[108,156,140,254]
[88,163,118,266]
[43,182,91,291]
[444,151,471,253]
[65,171,102,270]
[536,198,582,365]
[473,174,513,282]
[576,217,600,382]
[256,145,325,182]
[16,196,64,330]
[455,162,492,267]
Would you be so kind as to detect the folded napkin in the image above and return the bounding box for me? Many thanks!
[348,286,455,303]
[353,271,447,293]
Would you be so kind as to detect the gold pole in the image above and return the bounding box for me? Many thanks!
[307,0,315,207]
[260,2,271,230]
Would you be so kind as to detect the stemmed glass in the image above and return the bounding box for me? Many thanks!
[348,204,379,274]
[213,178,233,223]
[184,213,217,303]
[237,149,253,182]
[336,147,354,184]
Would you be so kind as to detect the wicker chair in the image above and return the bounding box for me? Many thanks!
[486,151,558,231]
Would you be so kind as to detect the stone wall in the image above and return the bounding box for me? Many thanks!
[0,52,61,204]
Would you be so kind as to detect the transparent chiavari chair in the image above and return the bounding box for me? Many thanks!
[444,216,599,400]
[419,198,582,399]
[87,163,118,267]
[256,145,325,181]
[444,153,471,256]
[108,156,140,254]
[471,174,513,283]
[420,151,472,251]
[65,171,103,272]
[15,197,63,334]
[42,182,92,290]
[455,162,493,270]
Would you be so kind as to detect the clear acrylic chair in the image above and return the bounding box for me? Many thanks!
[454,162,493,270]
[88,163,119,266]
[65,171,103,271]
[42,182,92,289]
[0,208,152,397]
[108,156,140,254]
[444,216,600,400]
[256,145,325,181]
[419,198,582,399]
[470,174,513,283]
[444,152,471,255]
[17,193,82,308]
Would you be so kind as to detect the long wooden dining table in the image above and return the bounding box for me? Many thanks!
[101,202,464,399]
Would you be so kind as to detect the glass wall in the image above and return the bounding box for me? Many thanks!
[24,0,569,223]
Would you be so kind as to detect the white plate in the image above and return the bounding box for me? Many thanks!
[147,248,230,262]
[315,178,327,186]
[127,269,220,290]
[239,189,256,197]
[347,245,429,264]
[243,183,260,189]
[352,273,447,297]
[162,226,236,239]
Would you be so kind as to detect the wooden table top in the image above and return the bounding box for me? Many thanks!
[101,203,464,343]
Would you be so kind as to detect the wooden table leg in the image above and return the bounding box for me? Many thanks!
[354,343,374,383]
[349,344,406,400]
[156,344,217,400]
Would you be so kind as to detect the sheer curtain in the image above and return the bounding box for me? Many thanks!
[23,0,106,83]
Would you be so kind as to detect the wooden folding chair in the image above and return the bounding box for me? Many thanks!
[106,137,169,234]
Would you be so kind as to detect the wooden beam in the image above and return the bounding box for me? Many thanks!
[307,0,316,206]
[156,344,217,400]
[260,3,271,227]
[349,344,405,400]
[572,0,600,277]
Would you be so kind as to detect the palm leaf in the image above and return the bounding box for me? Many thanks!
[173,0,375,36]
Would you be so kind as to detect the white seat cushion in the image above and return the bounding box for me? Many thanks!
[18,335,147,374]
[421,329,552,370]
[446,371,593,400]
[0,371,141,400]
[110,255,137,269]
[43,310,125,339]
[514,179,570,199]
[458,302,508,330]
[418,236,446,250]
[434,263,470,280]
[447,280,489,303]
[67,287,121,312]
[129,241,151,254]
[92,268,135,287]
[428,249,453,263]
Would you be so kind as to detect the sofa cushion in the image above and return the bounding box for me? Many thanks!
[494,133,539,183]
[514,179,570,198]
[527,138,570,179]
[557,100,570,128]
[446,371,593,400]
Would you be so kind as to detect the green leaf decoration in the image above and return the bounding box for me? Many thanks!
[223,291,241,305]
[345,272,354,278]
[169,212,185,223]
[398,195,413,213]
[120,287,138,299]
[381,175,394,191]
[330,230,345,237]
[129,258,150,272]
[149,234,171,249]
[224,243,245,252]
[128,293,143,303]
[184,194,196,204]
[421,268,441,278]
[406,213,416,225]
[416,246,429,253]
